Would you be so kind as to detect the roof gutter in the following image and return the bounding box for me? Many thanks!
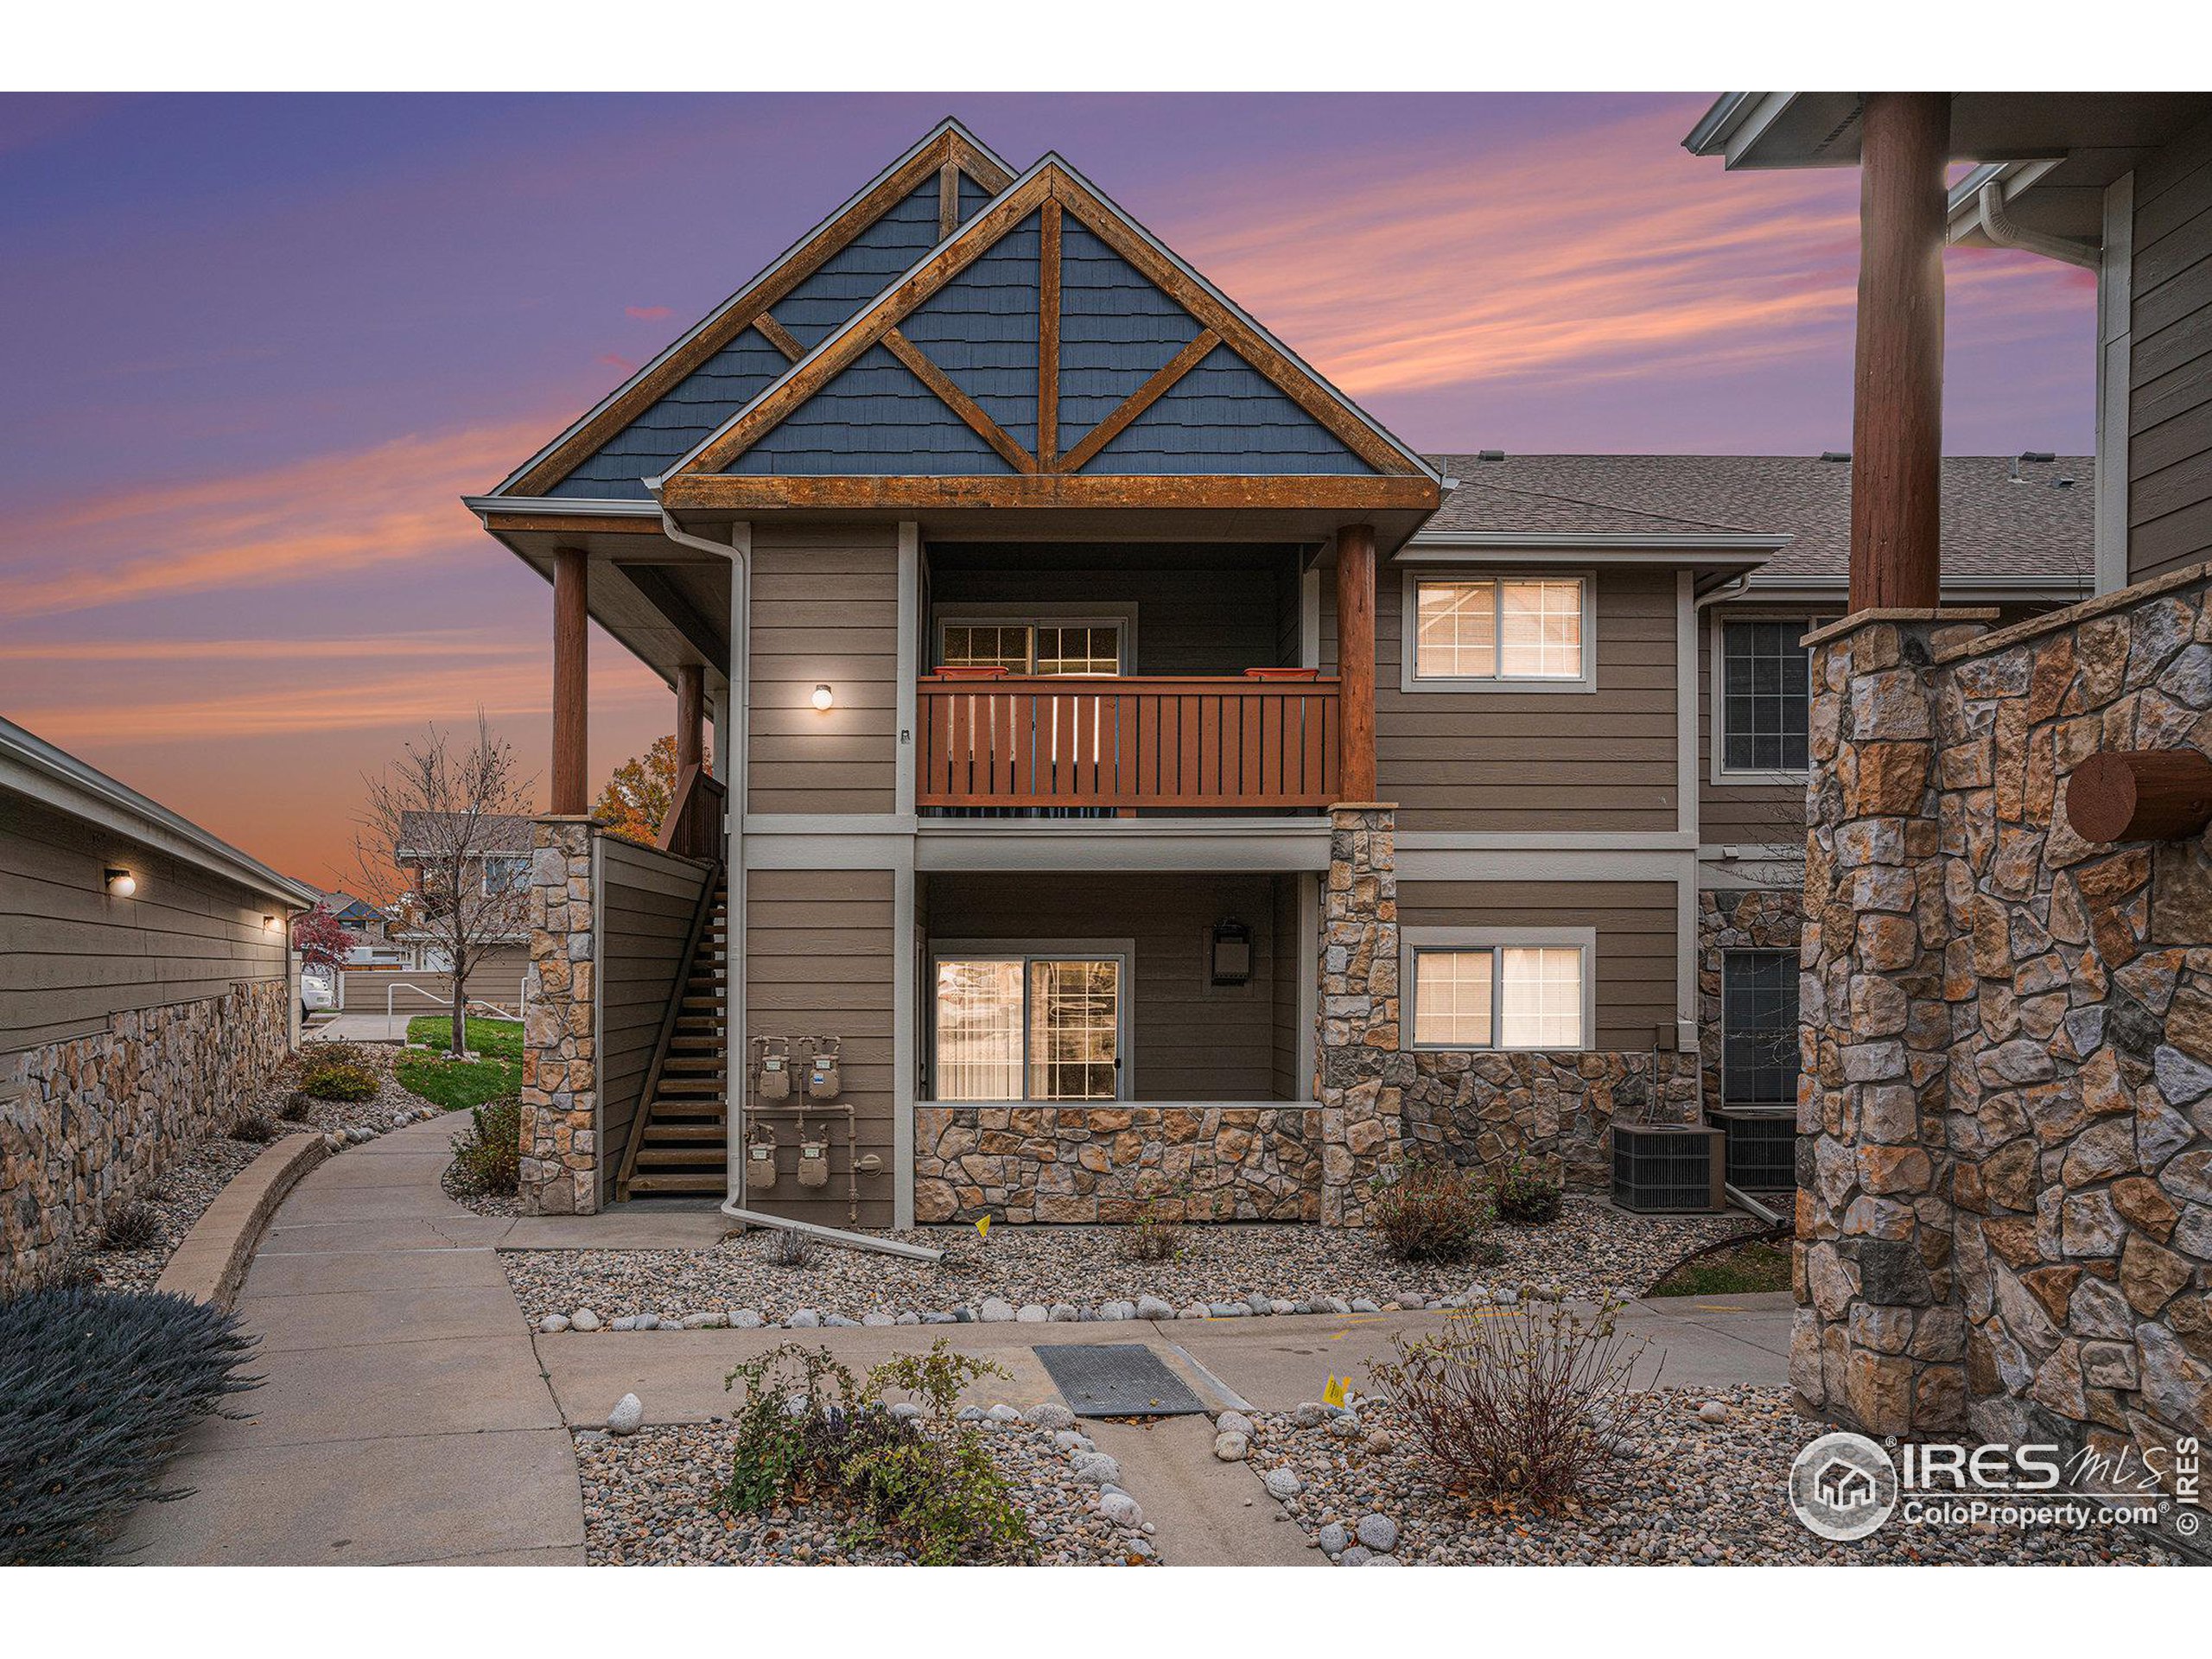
[1968,175,2098,269]
[1407,531,1792,551]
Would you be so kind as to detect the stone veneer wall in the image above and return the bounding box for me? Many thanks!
[1698,887,1807,1109]
[1313,804,1700,1223]
[912,1106,1318,1223]
[0,979,290,1293]
[520,817,600,1216]
[1802,576,2212,1478]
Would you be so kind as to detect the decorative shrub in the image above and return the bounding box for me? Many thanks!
[277,1091,314,1123]
[301,1060,377,1103]
[1119,1195,1185,1264]
[99,1201,162,1253]
[1368,1159,1501,1264]
[1493,1155,1566,1226]
[766,1228,818,1269]
[447,1095,522,1195]
[1370,1297,1654,1511]
[228,1113,282,1144]
[720,1341,1035,1565]
[0,1287,261,1564]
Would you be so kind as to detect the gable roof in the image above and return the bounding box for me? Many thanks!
[394,811,536,859]
[655,156,1440,515]
[1421,454,2094,588]
[490,120,1016,502]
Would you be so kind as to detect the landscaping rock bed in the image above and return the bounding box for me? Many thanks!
[575,1412,1157,1566]
[503,1199,1755,1331]
[1248,1387,2183,1566]
[67,1044,438,1293]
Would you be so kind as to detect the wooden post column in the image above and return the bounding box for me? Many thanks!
[1335,524,1377,801]
[1848,92,1951,613]
[551,546,589,815]
[675,662,706,778]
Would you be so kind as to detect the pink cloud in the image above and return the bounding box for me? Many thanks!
[626,305,673,321]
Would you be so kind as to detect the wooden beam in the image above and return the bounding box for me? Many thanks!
[1334,524,1377,802]
[503,129,988,498]
[938,160,961,239]
[880,327,1039,474]
[483,512,667,537]
[683,171,1059,474]
[2065,749,2212,842]
[658,472,1443,513]
[1038,199,1062,469]
[1057,328,1219,474]
[1046,170,1425,477]
[676,663,706,778]
[753,312,805,362]
[1848,92,1950,612]
[551,546,590,816]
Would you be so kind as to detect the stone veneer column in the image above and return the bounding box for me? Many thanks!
[1797,613,1979,1436]
[1319,803,1406,1226]
[520,815,599,1215]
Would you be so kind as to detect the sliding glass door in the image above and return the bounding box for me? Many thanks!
[931,948,1125,1101]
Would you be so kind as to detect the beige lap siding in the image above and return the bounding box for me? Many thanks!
[1395,880,1677,1052]
[747,525,900,816]
[2128,110,2212,583]
[745,868,896,1228]
[599,839,715,1197]
[923,872,1293,1102]
[1,794,287,1052]
[1331,564,1680,835]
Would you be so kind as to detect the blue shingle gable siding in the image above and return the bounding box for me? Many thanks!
[769,179,944,352]
[723,342,1016,476]
[1055,220,1201,458]
[958,172,993,224]
[1082,342,1375,475]
[547,326,791,499]
[899,211,1042,455]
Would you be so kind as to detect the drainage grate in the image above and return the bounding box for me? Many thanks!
[1033,1343,1207,1417]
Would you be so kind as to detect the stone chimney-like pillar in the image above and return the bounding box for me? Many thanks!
[1319,803,1406,1226]
[520,815,600,1215]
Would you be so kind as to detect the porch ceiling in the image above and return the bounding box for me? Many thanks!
[475,516,730,691]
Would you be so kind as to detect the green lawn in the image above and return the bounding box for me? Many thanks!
[1647,1236,1792,1298]
[396,1016,524,1111]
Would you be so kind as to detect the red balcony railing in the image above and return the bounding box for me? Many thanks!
[915,674,1341,810]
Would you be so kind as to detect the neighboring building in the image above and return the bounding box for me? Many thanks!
[0,715,314,1291]
[379,810,532,1001]
[1685,93,2212,1486]
[314,888,401,965]
[464,120,2092,1226]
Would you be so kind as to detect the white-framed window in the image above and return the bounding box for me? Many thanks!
[1713,613,1834,779]
[929,939,1131,1101]
[1402,574,1593,691]
[480,855,531,897]
[936,604,1134,677]
[1402,926,1594,1051]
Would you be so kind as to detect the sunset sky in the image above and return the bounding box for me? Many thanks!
[0,92,2098,888]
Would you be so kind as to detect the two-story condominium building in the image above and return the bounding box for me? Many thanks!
[467,120,2090,1225]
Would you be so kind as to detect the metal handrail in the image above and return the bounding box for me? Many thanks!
[384,980,526,1026]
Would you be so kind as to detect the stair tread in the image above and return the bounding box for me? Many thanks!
[626,1173,727,1193]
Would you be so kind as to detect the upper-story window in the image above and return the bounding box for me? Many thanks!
[1408,576,1591,689]
[939,619,1125,677]
[480,855,531,898]
[1718,618,1832,775]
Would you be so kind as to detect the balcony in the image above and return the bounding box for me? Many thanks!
[915,672,1341,811]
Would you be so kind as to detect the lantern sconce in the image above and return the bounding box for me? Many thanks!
[810,683,835,712]
[263,913,279,932]
[105,867,137,898]
[1209,918,1254,988]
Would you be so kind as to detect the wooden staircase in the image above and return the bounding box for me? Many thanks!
[616,871,728,1199]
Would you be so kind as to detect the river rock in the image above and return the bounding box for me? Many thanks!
[607,1393,644,1435]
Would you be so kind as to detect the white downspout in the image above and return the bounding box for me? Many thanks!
[1975,179,2098,270]
[658,508,749,1208]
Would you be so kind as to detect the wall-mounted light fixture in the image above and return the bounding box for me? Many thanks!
[263,914,279,931]
[1209,918,1254,987]
[105,867,137,898]
[810,683,835,712]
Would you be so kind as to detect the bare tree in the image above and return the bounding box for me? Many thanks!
[356,717,537,1058]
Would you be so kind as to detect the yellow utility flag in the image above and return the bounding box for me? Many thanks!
[976,1217,991,1243]
[1322,1375,1348,1408]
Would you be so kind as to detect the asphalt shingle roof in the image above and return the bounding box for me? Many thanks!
[1421,454,2094,583]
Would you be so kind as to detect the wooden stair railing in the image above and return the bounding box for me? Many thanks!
[613,866,726,1201]
[657,764,728,861]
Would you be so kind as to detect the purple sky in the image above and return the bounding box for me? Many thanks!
[0,92,2096,884]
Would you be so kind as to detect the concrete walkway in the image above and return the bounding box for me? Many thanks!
[123,1111,1790,1567]
[122,1114,587,1566]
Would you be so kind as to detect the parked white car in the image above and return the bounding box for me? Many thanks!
[301,964,336,1018]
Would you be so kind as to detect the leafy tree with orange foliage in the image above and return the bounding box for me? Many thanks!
[594,734,678,845]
